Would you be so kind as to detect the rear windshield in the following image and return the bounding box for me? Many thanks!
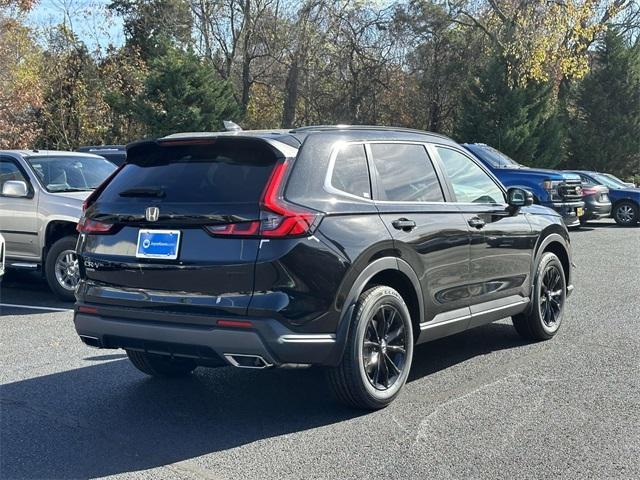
[27,155,116,193]
[99,142,278,204]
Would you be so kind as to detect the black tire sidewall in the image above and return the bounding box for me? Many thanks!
[531,252,566,339]
[350,287,414,404]
[45,236,78,301]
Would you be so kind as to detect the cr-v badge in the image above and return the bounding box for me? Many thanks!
[145,206,159,222]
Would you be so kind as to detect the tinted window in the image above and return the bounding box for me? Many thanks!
[466,144,521,168]
[100,143,276,204]
[0,160,28,193]
[331,144,371,198]
[370,144,444,202]
[26,156,116,192]
[437,147,505,204]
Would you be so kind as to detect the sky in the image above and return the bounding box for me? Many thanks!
[27,0,124,51]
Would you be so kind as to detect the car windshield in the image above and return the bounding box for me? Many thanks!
[27,155,117,193]
[592,173,627,189]
[602,173,631,187]
[469,145,522,168]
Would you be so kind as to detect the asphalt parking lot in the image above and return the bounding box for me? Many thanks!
[1,219,639,480]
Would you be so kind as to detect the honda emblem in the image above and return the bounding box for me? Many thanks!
[145,206,160,222]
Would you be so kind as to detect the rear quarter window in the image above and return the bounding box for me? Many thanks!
[330,144,371,199]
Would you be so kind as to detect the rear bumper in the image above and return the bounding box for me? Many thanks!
[583,201,612,219]
[73,310,339,367]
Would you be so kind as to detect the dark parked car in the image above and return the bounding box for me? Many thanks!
[77,145,126,166]
[567,170,640,226]
[578,183,611,225]
[463,144,585,227]
[74,126,573,409]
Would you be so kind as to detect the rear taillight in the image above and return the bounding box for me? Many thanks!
[259,160,319,237]
[581,186,599,196]
[204,221,261,236]
[76,217,113,234]
[205,159,320,239]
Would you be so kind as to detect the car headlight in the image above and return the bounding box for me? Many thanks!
[542,179,563,193]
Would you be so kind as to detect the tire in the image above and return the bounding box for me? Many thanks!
[126,350,197,377]
[512,252,566,341]
[613,201,638,226]
[327,286,414,410]
[44,235,79,302]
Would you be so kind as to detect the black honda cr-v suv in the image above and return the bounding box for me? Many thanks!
[74,126,573,409]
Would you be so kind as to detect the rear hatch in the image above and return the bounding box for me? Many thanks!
[77,137,292,316]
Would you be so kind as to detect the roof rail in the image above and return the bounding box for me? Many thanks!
[289,124,450,139]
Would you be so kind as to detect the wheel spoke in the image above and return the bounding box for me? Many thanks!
[384,353,401,375]
[364,340,379,349]
[386,324,404,344]
[380,351,390,388]
[373,355,382,386]
[385,344,406,354]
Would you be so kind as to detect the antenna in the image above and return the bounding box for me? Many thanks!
[223,120,242,132]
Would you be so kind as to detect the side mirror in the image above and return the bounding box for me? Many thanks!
[507,187,533,209]
[2,180,28,198]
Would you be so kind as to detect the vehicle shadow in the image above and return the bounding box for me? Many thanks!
[571,220,634,232]
[0,270,72,314]
[1,322,525,479]
[409,321,526,381]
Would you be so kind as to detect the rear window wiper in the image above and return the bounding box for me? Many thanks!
[119,187,166,198]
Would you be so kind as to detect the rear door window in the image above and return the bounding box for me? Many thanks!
[370,143,444,202]
[99,142,277,204]
[330,144,371,199]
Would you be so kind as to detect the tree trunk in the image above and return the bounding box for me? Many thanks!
[240,0,252,112]
[281,56,300,128]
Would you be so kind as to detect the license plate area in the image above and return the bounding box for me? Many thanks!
[136,229,181,260]
[576,207,584,217]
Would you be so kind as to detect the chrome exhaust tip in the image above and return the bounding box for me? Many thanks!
[224,353,273,369]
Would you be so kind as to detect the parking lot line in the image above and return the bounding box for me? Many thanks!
[0,303,72,313]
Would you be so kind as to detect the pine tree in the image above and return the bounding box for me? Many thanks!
[569,29,640,176]
[134,48,241,137]
[456,56,563,167]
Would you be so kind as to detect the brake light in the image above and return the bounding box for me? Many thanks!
[76,217,113,234]
[217,319,253,328]
[259,160,319,237]
[204,159,320,239]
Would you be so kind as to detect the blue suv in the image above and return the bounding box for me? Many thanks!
[566,170,640,226]
[463,144,584,227]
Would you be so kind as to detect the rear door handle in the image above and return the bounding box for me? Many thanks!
[392,218,417,231]
[468,217,486,229]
